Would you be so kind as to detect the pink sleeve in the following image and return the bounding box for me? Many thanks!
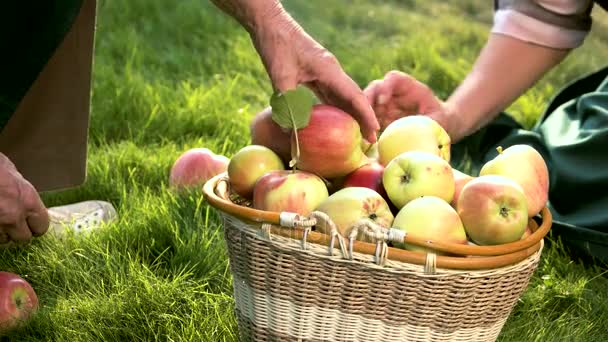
[492,0,595,49]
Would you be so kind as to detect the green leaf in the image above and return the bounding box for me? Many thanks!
[269,86,314,130]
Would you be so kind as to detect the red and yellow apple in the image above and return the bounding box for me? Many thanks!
[227,145,285,199]
[377,115,451,166]
[169,148,229,189]
[293,104,369,179]
[457,175,529,245]
[451,168,474,208]
[252,170,329,215]
[392,196,468,254]
[315,187,394,242]
[479,144,549,217]
[382,151,455,209]
[0,272,38,333]
[250,106,292,163]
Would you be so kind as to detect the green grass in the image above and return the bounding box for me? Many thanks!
[1,0,607,341]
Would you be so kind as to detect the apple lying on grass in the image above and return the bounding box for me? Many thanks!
[252,170,329,215]
[250,106,292,164]
[479,144,549,217]
[382,151,455,209]
[169,148,229,189]
[227,145,284,199]
[315,187,394,242]
[457,175,529,245]
[392,196,468,254]
[377,115,451,166]
[0,272,38,334]
[293,104,369,179]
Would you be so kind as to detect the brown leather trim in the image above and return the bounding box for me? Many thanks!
[0,0,97,192]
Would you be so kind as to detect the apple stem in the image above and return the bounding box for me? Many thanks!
[289,118,301,172]
[496,146,503,154]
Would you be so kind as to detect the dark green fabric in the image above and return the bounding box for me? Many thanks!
[0,0,84,131]
[452,65,608,264]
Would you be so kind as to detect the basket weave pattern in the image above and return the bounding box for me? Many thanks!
[222,213,542,342]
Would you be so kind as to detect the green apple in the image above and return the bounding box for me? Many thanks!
[457,175,528,245]
[377,115,451,166]
[228,145,285,199]
[479,144,549,217]
[315,187,394,242]
[382,151,455,209]
[392,196,468,254]
[252,170,329,216]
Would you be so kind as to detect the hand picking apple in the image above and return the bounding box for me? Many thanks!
[364,71,447,132]
[0,272,38,334]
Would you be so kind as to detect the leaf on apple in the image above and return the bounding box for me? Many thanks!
[270,86,314,169]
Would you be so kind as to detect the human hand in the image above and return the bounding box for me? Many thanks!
[363,70,449,132]
[249,9,380,142]
[0,153,49,245]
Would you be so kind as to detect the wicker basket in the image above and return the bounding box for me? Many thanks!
[203,173,552,342]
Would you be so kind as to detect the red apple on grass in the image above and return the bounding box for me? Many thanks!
[252,170,329,215]
[479,144,549,217]
[169,148,229,189]
[377,115,451,166]
[392,196,468,254]
[250,106,292,163]
[315,187,394,242]
[293,104,369,179]
[382,151,455,209]
[0,272,38,333]
[457,175,529,245]
[451,168,474,208]
[227,145,285,199]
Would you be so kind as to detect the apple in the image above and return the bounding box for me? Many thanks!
[169,148,229,188]
[521,227,532,240]
[341,161,396,209]
[0,272,38,333]
[377,115,451,166]
[227,145,285,199]
[315,187,394,242]
[392,196,468,254]
[451,168,474,208]
[360,139,379,161]
[382,151,455,209]
[250,106,292,163]
[293,104,369,179]
[479,144,549,217]
[252,170,329,215]
[457,175,528,245]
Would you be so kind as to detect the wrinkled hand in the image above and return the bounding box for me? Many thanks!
[0,153,49,245]
[363,70,447,131]
[250,15,380,142]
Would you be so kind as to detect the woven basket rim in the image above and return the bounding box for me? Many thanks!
[203,172,552,270]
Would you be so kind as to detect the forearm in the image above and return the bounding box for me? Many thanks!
[442,33,570,142]
[209,0,295,35]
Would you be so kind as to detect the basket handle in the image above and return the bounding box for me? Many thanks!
[203,173,550,270]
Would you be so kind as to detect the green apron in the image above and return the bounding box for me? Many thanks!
[452,65,608,263]
[0,0,84,131]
